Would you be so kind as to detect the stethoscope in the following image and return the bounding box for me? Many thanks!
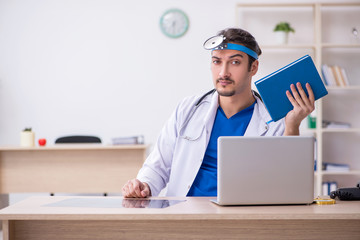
[179,89,263,141]
[195,89,262,107]
[178,89,215,141]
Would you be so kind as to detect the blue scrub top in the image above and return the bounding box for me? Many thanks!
[187,102,255,197]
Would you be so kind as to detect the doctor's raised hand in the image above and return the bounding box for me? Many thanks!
[122,179,151,198]
[284,82,315,136]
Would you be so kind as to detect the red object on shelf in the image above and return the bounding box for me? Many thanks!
[38,138,47,146]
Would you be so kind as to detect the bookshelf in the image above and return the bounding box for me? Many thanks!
[236,2,360,196]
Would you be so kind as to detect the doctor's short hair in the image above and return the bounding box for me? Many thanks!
[217,28,262,71]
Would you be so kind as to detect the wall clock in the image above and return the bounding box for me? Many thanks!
[159,9,189,38]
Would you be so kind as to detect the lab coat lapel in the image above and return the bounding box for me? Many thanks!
[203,91,219,144]
[244,95,271,136]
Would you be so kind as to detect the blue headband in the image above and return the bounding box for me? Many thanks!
[213,43,258,60]
[203,35,259,60]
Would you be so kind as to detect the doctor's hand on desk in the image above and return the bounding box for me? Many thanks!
[284,82,315,136]
[122,179,151,198]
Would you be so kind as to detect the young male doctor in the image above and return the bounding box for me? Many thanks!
[122,28,315,198]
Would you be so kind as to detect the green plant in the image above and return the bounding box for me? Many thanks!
[273,22,295,33]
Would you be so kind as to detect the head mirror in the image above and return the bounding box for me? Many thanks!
[203,35,225,50]
[203,34,259,60]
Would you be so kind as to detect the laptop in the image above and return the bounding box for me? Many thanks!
[212,136,314,206]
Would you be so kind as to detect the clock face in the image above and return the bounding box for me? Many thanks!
[160,9,189,38]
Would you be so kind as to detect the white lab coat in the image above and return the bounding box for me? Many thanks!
[137,90,285,196]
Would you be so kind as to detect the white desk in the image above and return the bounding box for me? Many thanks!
[0,196,359,240]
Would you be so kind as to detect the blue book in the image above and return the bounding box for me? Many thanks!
[255,55,328,122]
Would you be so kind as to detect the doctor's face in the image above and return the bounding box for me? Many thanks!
[211,49,258,97]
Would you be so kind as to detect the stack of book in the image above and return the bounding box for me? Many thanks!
[111,135,144,145]
[321,64,350,86]
[322,162,350,172]
[322,120,351,129]
[322,181,338,196]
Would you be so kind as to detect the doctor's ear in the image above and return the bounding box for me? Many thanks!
[250,60,259,76]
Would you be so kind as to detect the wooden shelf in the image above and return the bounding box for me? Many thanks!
[260,44,360,51]
[0,144,148,151]
[315,170,360,176]
[326,86,360,90]
[321,128,360,133]
[236,3,314,8]
[321,2,360,7]
[322,170,360,176]
[261,44,315,49]
[322,44,360,48]
[0,145,148,193]
[301,128,360,134]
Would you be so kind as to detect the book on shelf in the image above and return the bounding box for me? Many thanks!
[255,55,328,122]
[340,67,350,86]
[323,162,350,172]
[322,181,338,196]
[331,66,342,86]
[333,65,342,86]
[321,64,350,87]
[111,135,144,145]
[322,120,351,129]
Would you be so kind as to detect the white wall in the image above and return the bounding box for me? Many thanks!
[0,0,358,147]
[0,0,235,146]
